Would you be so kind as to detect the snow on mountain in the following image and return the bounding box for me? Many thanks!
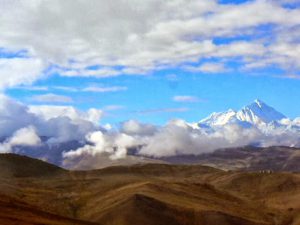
[236,99,286,124]
[199,109,237,126]
[198,99,286,128]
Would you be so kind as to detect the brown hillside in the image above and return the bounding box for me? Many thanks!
[0,153,299,225]
[0,153,66,178]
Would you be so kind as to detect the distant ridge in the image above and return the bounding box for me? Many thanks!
[199,99,287,127]
[159,146,300,172]
[0,153,66,177]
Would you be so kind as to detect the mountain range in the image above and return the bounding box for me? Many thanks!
[196,99,298,130]
[2,99,300,171]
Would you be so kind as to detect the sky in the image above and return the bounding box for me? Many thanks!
[1,0,300,166]
[1,0,300,126]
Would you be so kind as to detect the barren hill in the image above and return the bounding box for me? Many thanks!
[0,153,299,225]
[160,146,300,172]
[0,153,66,178]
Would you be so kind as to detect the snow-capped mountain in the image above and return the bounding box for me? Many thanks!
[199,109,238,126]
[236,99,286,124]
[199,99,287,128]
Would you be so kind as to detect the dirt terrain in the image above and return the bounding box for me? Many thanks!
[0,153,299,225]
[160,146,300,172]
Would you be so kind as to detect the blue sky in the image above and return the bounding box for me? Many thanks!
[1,0,300,125]
[6,66,300,125]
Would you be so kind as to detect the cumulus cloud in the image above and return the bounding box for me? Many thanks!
[120,120,157,136]
[0,126,41,153]
[0,57,46,90]
[8,126,41,146]
[136,120,300,158]
[1,94,299,168]
[29,105,102,125]
[0,95,102,144]
[29,105,103,143]
[0,0,299,85]
[184,63,227,73]
[136,121,261,157]
[0,95,37,137]
[30,93,73,103]
[62,116,300,168]
[63,130,136,161]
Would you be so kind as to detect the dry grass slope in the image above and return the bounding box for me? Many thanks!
[0,153,299,225]
[0,153,66,177]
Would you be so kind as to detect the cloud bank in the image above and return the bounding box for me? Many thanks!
[0,95,300,169]
[62,118,300,168]
[0,0,300,90]
[0,126,41,153]
[0,95,102,145]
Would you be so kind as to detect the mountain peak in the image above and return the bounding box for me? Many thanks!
[238,99,286,124]
[199,99,286,127]
[254,99,265,108]
[245,99,267,110]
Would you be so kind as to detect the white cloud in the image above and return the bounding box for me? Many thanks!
[0,0,299,81]
[136,121,299,157]
[121,120,157,136]
[28,105,103,143]
[0,95,103,143]
[32,85,128,93]
[0,57,46,90]
[63,131,136,161]
[1,94,299,168]
[13,85,49,91]
[0,94,38,137]
[30,93,73,103]
[12,93,286,159]
[82,86,128,93]
[29,105,102,126]
[61,67,122,78]
[8,126,41,147]
[63,116,300,163]
[173,95,202,103]
[184,62,227,73]
[0,126,41,153]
